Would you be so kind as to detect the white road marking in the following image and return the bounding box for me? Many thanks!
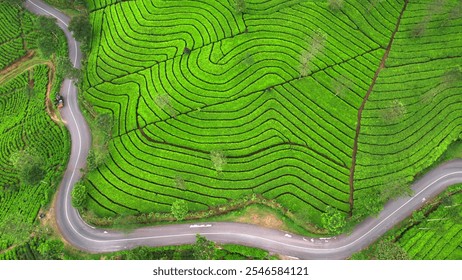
[190,224,212,228]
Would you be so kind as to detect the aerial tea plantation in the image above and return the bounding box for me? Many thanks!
[0,0,70,253]
[0,1,38,69]
[81,0,462,226]
[0,64,69,250]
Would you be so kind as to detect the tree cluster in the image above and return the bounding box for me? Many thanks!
[35,16,62,58]
[299,31,326,78]
[10,149,46,186]
[321,206,347,234]
[71,182,88,210]
[210,150,227,173]
[171,199,189,221]
[353,179,412,220]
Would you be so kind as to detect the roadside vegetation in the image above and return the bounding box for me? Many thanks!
[353,184,462,260]
[0,233,277,260]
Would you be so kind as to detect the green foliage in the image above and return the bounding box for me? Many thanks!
[0,0,23,7]
[155,94,177,118]
[68,14,91,52]
[372,240,408,260]
[327,0,344,11]
[171,200,188,221]
[42,0,87,9]
[299,30,326,78]
[381,99,406,122]
[86,113,112,171]
[56,56,80,79]
[356,185,462,260]
[193,234,216,260]
[0,215,34,246]
[0,1,26,69]
[174,176,186,190]
[353,188,383,220]
[210,150,227,173]
[37,239,64,260]
[82,0,462,234]
[221,244,270,259]
[321,206,347,234]
[0,65,69,251]
[10,149,46,186]
[35,16,61,57]
[234,0,246,14]
[71,182,88,209]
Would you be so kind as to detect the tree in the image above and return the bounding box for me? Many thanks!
[35,16,62,57]
[68,14,91,44]
[56,56,80,79]
[10,149,46,186]
[71,182,88,209]
[37,239,64,260]
[353,188,383,220]
[210,150,227,173]
[174,176,186,190]
[244,53,255,66]
[299,31,326,78]
[332,75,352,97]
[442,67,462,84]
[411,210,425,223]
[372,240,408,260]
[321,206,347,234]
[123,246,151,260]
[234,0,246,14]
[422,67,461,103]
[327,0,344,11]
[380,179,413,202]
[193,234,216,260]
[171,200,188,221]
[381,99,406,122]
[411,16,430,38]
[155,94,177,118]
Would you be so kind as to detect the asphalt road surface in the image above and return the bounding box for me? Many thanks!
[24,0,462,260]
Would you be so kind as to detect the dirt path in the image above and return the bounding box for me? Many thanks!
[348,0,410,215]
[0,51,35,76]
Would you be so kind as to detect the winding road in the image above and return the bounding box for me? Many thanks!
[24,0,462,260]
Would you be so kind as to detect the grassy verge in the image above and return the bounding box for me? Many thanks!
[79,193,327,237]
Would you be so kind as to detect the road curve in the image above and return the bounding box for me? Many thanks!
[25,0,462,260]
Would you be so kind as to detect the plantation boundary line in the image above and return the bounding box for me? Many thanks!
[0,51,35,77]
[349,0,410,216]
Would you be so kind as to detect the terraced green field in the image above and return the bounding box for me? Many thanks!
[0,64,69,250]
[81,0,462,228]
[355,0,462,216]
[0,1,70,252]
[0,1,38,69]
[398,186,462,259]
